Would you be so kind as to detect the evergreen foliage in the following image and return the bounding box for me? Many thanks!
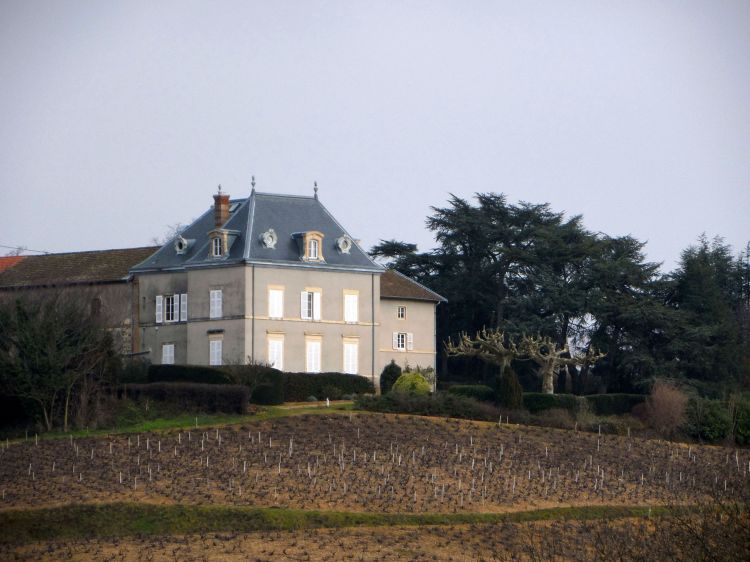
[496,368,524,409]
[379,360,402,394]
[391,373,431,396]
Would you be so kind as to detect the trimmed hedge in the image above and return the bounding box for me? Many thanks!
[122,383,248,414]
[523,393,581,414]
[355,392,501,422]
[282,372,374,402]
[584,394,646,416]
[391,373,431,396]
[447,384,494,402]
[148,364,232,385]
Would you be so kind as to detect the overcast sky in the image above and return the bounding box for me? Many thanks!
[1,1,748,272]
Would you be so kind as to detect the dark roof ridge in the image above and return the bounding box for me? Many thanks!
[381,269,447,302]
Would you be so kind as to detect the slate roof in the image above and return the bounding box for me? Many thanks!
[0,247,159,288]
[131,191,383,273]
[380,269,447,302]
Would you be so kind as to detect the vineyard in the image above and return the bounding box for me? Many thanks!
[1,413,747,512]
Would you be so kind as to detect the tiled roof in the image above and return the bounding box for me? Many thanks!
[0,256,25,273]
[131,191,383,273]
[380,269,446,302]
[0,247,159,288]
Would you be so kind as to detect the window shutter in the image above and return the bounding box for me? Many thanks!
[392,332,398,350]
[300,291,308,319]
[155,295,163,323]
[180,293,188,321]
[407,333,414,351]
[313,292,321,320]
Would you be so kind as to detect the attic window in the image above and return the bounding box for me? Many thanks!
[300,231,324,262]
[212,237,222,257]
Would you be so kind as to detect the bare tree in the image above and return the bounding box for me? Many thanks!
[445,329,517,373]
[520,335,605,394]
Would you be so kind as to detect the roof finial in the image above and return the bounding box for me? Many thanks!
[218,184,222,194]
[251,175,256,194]
[314,181,318,199]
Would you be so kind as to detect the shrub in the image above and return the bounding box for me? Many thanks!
[645,380,688,439]
[251,380,284,405]
[585,394,646,416]
[282,373,373,402]
[121,383,248,414]
[355,392,502,422]
[533,408,575,430]
[148,364,232,385]
[447,384,494,402]
[686,398,731,443]
[306,395,318,402]
[391,373,431,396]
[523,393,581,414]
[735,399,750,445]
[496,368,523,409]
[379,360,402,394]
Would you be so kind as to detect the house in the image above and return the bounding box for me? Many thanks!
[130,188,445,386]
[0,246,159,354]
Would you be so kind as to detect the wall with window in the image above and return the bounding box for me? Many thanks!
[377,298,437,376]
[248,266,379,376]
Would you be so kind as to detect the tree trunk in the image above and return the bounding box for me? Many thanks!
[541,365,555,394]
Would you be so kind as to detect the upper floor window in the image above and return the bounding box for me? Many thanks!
[209,289,223,319]
[301,289,321,320]
[268,288,284,319]
[393,332,414,352]
[397,305,406,319]
[164,295,177,322]
[344,292,358,323]
[212,237,222,257]
[156,294,187,324]
[308,239,319,260]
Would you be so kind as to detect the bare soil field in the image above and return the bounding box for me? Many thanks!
[0,413,746,513]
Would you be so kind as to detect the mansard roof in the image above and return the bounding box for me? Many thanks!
[131,190,383,273]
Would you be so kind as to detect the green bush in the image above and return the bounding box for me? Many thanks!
[282,373,373,402]
[447,384,494,402]
[584,394,646,416]
[686,398,731,443]
[392,373,431,396]
[379,360,402,394]
[496,368,524,409]
[148,364,232,385]
[355,392,502,421]
[523,393,581,414]
[735,400,750,445]
[251,379,284,405]
[121,383,248,414]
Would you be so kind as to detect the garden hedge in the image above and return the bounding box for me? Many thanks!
[282,372,374,402]
[355,392,501,422]
[147,364,232,385]
[584,394,646,416]
[447,384,494,402]
[523,393,581,414]
[122,382,248,414]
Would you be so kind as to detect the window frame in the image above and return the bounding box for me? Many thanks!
[343,339,358,375]
[161,343,175,365]
[344,291,359,323]
[267,335,284,371]
[209,338,222,366]
[301,289,321,321]
[305,338,322,373]
[209,289,223,319]
[397,305,406,320]
[268,287,284,319]
[164,295,177,323]
[212,237,222,257]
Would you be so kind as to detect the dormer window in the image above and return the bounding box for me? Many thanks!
[309,239,319,260]
[212,237,222,257]
[294,230,325,262]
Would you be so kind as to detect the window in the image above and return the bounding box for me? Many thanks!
[209,289,222,319]
[397,305,406,319]
[268,288,284,319]
[267,336,284,370]
[155,295,163,323]
[344,292,358,323]
[343,340,358,374]
[212,237,222,257]
[180,293,188,321]
[306,338,322,373]
[308,239,319,259]
[162,343,175,365]
[209,339,222,366]
[392,332,414,352]
[164,295,176,322]
[301,290,321,320]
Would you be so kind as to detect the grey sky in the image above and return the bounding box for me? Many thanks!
[1,1,748,272]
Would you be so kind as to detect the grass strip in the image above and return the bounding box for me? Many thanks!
[0,503,673,544]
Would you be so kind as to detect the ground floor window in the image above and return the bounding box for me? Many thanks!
[267,335,284,371]
[209,339,222,366]
[343,340,358,374]
[306,338,321,373]
[161,343,174,365]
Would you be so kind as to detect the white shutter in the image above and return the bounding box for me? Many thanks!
[180,293,188,321]
[300,291,309,319]
[392,332,398,350]
[155,295,163,323]
[407,333,414,351]
[313,291,321,320]
[344,294,358,323]
[344,342,358,374]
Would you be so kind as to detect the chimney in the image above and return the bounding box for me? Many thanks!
[213,186,230,228]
